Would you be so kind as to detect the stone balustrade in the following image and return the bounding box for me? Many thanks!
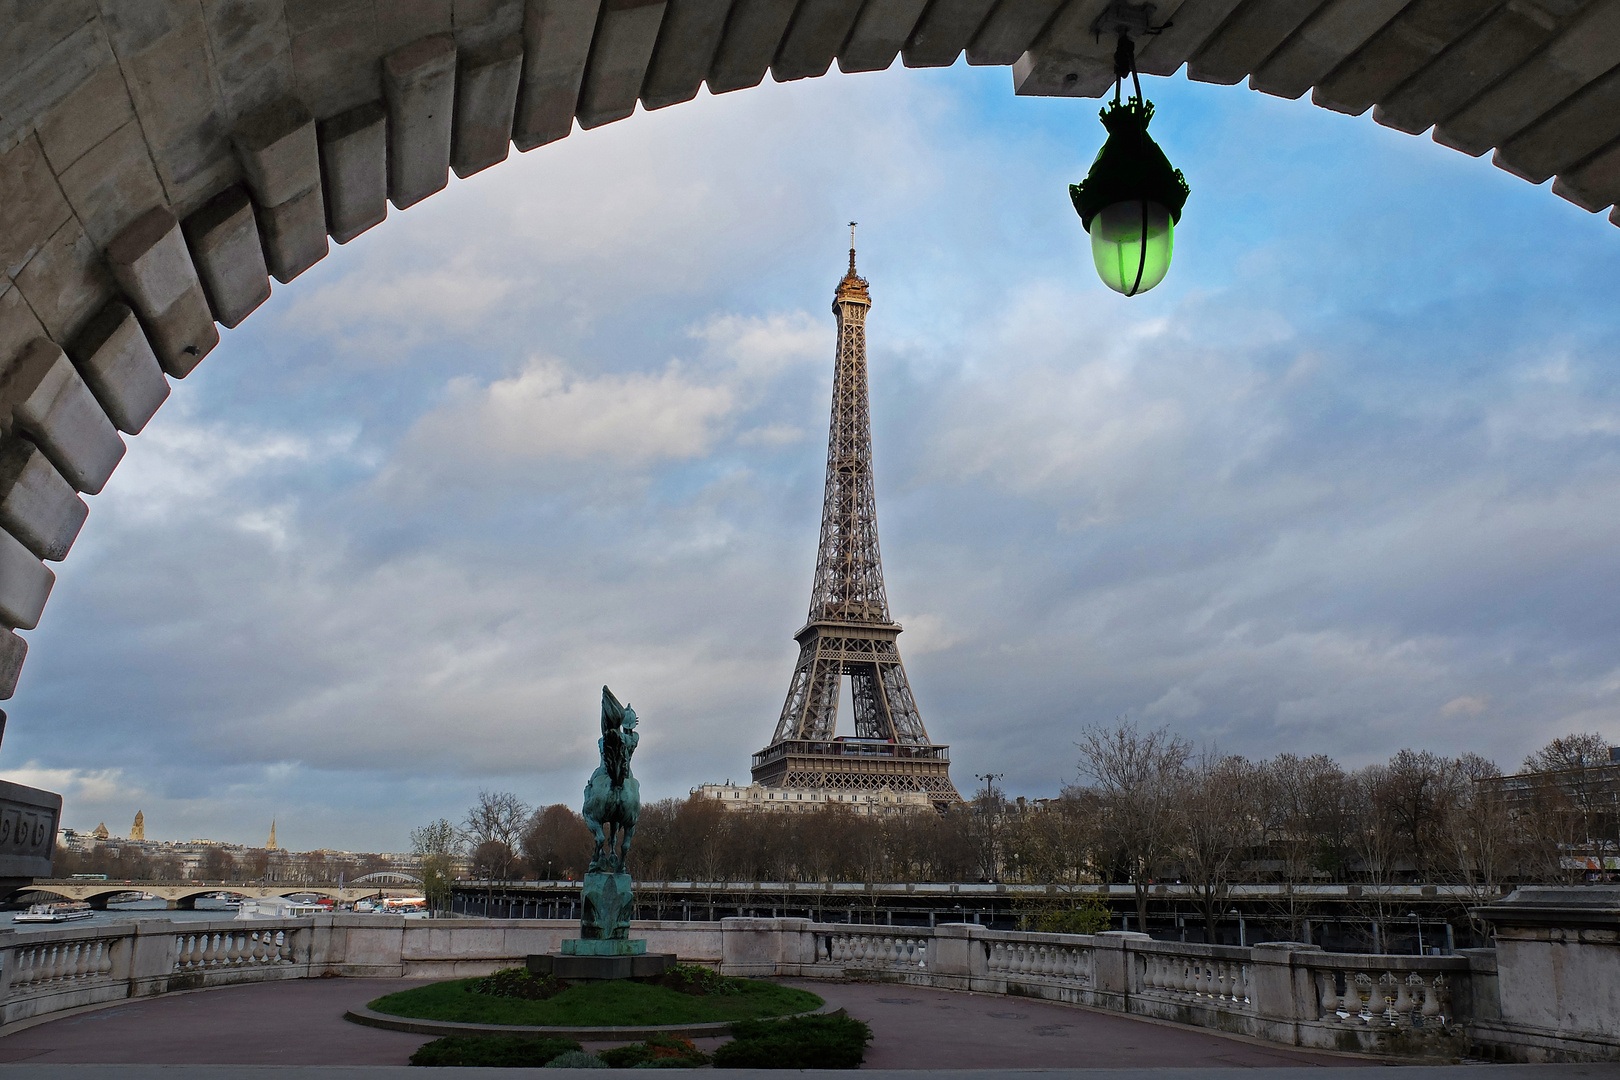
[0,895,1614,1062]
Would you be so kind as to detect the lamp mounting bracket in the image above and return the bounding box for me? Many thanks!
[1091,1,1165,43]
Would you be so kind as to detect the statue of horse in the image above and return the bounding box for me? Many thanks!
[582,685,641,874]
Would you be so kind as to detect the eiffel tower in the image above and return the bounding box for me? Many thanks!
[750,230,961,811]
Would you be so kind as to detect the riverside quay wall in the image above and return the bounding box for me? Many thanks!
[5,886,1620,1061]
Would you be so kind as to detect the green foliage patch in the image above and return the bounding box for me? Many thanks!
[470,967,568,1000]
[408,1035,581,1067]
[643,963,741,996]
[598,1034,711,1068]
[370,975,821,1027]
[544,1050,609,1068]
[713,1012,872,1069]
[1014,893,1114,935]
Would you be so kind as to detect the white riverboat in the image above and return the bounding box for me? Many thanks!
[234,896,323,920]
[15,902,95,923]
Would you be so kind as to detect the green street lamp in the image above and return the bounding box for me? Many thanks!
[1070,33,1190,296]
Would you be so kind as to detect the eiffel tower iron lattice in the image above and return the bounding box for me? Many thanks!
[751,235,961,811]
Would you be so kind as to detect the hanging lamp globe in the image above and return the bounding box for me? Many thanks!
[1070,97,1190,296]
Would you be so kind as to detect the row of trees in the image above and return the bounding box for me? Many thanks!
[51,843,396,884]
[419,728,1616,927]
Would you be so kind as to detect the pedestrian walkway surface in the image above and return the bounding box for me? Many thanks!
[0,974,1535,1071]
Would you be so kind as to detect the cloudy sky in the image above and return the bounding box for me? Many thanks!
[10,60,1620,852]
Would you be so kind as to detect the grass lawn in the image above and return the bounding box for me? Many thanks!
[368,977,822,1027]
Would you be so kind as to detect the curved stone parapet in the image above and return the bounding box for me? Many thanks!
[0,0,1617,700]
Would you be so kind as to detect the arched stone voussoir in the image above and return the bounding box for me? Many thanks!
[0,0,1616,705]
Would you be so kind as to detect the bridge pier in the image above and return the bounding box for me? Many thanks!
[168,895,198,910]
[87,894,109,910]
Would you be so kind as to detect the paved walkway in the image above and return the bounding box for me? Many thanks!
[778,980,1372,1070]
[0,976,1371,1068]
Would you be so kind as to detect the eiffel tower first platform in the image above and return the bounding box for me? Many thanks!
[749,234,962,812]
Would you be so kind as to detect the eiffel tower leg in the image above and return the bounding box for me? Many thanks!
[876,659,928,744]
[849,664,892,741]
[773,637,843,743]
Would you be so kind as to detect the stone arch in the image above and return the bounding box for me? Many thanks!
[0,0,1617,703]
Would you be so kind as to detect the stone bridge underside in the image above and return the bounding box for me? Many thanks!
[0,0,1617,702]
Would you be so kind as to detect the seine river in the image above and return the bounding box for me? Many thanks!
[4,898,290,928]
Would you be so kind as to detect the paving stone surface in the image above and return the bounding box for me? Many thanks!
[0,974,1377,1068]
[776,979,1376,1070]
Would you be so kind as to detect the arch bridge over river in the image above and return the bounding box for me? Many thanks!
[0,0,1614,722]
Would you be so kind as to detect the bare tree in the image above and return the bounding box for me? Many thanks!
[462,790,531,881]
[522,804,595,881]
[1256,753,1348,942]
[411,818,461,914]
[1348,764,1404,952]
[1523,732,1617,849]
[1179,753,1258,942]
[1445,753,1513,937]
[1075,718,1191,934]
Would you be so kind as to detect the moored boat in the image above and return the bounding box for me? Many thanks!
[15,902,94,923]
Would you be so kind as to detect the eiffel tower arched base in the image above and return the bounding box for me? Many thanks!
[751,738,962,813]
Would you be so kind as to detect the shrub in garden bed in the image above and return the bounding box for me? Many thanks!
[713,1012,872,1069]
[642,964,740,997]
[598,1034,711,1068]
[469,967,568,1001]
[408,1035,581,1067]
[544,1050,609,1068]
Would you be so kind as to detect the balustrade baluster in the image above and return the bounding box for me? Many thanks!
[1420,975,1442,1021]
[1235,963,1250,1004]
[1373,973,1396,1025]
[1343,972,1367,1023]
[1317,969,1339,1020]
[1390,972,1414,1025]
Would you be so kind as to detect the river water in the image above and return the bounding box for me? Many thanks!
[4,898,284,928]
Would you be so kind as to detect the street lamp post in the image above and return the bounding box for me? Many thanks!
[1070,20,1190,296]
[1409,911,1424,955]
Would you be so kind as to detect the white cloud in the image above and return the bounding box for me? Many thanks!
[408,357,736,465]
[15,65,1620,851]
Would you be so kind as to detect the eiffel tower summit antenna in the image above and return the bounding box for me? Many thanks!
[749,235,962,811]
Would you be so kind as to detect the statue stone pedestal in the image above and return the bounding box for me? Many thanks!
[530,948,675,982]
[527,869,674,981]
[581,870,633,939]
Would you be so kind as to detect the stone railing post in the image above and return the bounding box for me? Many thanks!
[129,920,179,997]
[776,917,813,972]
[0,929,15,1004]
[1247,942,1322,1044]
[307,913,341,975]
[720,916,781,977]
[1458,947,1499,1023]
[931,923,975,989]
[1092,931,1149,1012]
